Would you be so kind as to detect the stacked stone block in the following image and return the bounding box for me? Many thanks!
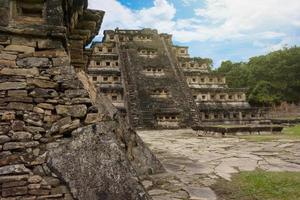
[0,1,164,199]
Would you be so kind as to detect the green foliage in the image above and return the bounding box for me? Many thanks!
[216,46,300,105]
[213,171,300,200]
[248,81,281,105]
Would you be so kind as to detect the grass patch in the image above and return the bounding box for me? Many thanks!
[239,125,300,142]
[212,171,300,200]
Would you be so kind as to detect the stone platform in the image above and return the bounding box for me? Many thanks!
[139,129,300,200]
[193,125,284,136]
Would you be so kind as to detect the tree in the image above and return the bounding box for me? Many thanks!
[214,46,300,105]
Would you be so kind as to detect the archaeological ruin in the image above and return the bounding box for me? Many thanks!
[87,29,268,129]
[0,0,165,199]
[0,0,286,199]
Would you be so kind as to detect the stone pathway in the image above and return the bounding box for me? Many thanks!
[138,129,300,200]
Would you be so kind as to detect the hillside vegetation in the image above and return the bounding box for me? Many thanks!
[216,47,300,106]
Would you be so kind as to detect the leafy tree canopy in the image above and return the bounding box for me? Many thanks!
[215,46,300,106]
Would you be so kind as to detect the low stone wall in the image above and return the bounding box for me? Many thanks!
[194,125,283,136]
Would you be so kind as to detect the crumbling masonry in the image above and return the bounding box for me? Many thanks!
[0,1,164,199]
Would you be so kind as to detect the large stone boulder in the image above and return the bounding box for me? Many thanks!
[47,122,151,200]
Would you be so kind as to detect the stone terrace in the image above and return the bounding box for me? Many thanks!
[139,129,300,200]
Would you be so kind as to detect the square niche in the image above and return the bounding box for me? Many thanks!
[12,0,46,24]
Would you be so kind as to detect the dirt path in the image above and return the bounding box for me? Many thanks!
[138,129,300,200]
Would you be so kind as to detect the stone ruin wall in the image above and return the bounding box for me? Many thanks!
[87,29,201,130]
[87,29,268,129]
[0,0,164,199]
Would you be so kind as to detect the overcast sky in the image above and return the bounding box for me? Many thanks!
[88,0,300,67]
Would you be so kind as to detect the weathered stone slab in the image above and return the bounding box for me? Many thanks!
[0,59,16,67]
[0,67,39,77]
[11,131,32,141]
[64,89,88,98]
[17,57,50,68]
[59,119,80,134]
[47,122,151,200]
[85,113,99,124]
[8,102,33,111]
[7,90,28,97]
[0,53,17,60]
[37,103,54,110]
[1,111,15,121]
[5,45,35,54]
[3,141,39,150]
[0,82,27,90]
[27,78,58,88]
[0,164,31,175]
[49,117,72,134]
[29,88,58,98]
[2,186,28,197]
[0,135,10,144]
[56,105,87,118]
[38,39,63,49]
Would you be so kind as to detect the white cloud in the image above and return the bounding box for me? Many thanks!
[88,0,300,60]
[88,0,176,34]
[194,0,300,40]
[181,0,197,6]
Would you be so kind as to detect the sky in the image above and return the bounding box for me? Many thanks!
[88,0,300,67]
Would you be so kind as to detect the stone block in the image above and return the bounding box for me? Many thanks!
[56,105,87,118]
[3,141,39,150]
[49,117,72,134]
[0,8,9,26]
[37,103,54,110]
[51,185,69,194]
[11,131,32,141]
[28,175,43,183]
[0,174,29,183]
[37,39,63,49]
[59,119,80,134]
[0,67,39,77]
[52,57,70,67]
[43,176,60,187]
[29,88,58,98]
[11,37,37,47]
[1,111,16,121]
[33,106,45,114]
[28,183,41,189]
[5,45,35,54]
[7,90,28,97]
[0,135,10,144]
[84,113,99,124]
[0,53,18,60]
[33,50,67,58]
[26,126,45,134]
[28,189,50,196]
[12,120,26,131]
[2,180,27,188]
[36,194,64,199]
[17,57,50,68]
[0,82,27,90]
[64,89,88,98]
[27,78,58,88]
[0,59,16,67]
[2,186,28,197]
[0,164,31,175]
[8,102,33,111]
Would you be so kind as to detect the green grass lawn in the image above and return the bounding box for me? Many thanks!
[239,125,300,142]
[212,171,300,200]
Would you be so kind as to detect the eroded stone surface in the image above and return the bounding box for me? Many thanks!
[47,122,152,200]
[139,129,300,200]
